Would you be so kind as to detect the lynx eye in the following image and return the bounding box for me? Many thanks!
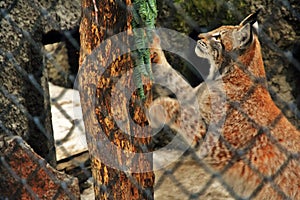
[212,32,221,41]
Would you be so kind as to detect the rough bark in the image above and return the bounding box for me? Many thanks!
[79,0,154,199]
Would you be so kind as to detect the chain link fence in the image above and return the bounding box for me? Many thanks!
[1,0,300,199]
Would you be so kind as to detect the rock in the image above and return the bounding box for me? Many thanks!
[49,82,88,161]
[0,0,56,166]
[0,136,80,199]
[45,42,75,88]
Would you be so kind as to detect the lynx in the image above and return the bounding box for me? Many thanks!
[148,10,300,199]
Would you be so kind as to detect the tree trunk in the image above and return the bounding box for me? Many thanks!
[79,1,154,199]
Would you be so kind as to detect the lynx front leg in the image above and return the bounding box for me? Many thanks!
[149,34,207,146]
[147,97,207,147]
[150,34,198,102]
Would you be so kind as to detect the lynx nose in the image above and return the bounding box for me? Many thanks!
[197,40,207,49]
[198,33,206,40]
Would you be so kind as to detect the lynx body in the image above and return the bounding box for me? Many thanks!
[149,11,300,199]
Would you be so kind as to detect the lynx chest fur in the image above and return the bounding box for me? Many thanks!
[193,10,300,199]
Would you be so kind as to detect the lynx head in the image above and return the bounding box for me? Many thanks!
[195,10,261,80]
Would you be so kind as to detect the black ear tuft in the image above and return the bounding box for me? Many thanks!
[240,8,261,26]
[239,8,262,36]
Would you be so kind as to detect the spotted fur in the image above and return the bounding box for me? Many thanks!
[149,11,300,199]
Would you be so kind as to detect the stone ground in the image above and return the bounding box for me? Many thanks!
[80,153,234,200]
[153,151,233,200]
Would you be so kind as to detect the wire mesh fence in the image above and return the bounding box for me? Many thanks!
[0,0,300,199]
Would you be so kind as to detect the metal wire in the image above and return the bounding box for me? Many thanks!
[0,0,299,199]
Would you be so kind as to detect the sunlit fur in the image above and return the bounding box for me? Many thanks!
[149,11,300,199]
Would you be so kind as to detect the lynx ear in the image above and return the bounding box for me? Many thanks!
[233,23,252,49]
[233,9,261,49]
[239,8,261,34]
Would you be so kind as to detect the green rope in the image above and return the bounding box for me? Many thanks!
[132,0,158,99]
